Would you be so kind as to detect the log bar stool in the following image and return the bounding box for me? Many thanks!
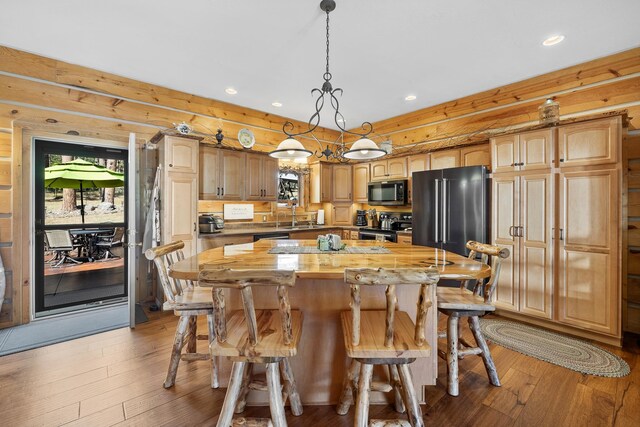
[144,241,219,389]
[437,241,510,396]
[198,268,303,427]
[337,267,440,427]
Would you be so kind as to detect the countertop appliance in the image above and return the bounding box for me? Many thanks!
[412,166,489,257]
[367,180,407,206]
[355,210,367,226]
[198,214,224,234]
[358,211,411,243]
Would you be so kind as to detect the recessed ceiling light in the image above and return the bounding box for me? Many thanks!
[272,102,283,107]
[405,95,417,101]
[542,35,565,46]
[225,87,238,95]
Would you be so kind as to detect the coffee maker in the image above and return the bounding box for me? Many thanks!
[355,210,367,226]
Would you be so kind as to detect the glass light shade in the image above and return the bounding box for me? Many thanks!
[343,138,386,160]
[269,138,312,159]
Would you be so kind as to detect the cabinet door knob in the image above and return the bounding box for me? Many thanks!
[169,164,173,168]
[559,159,565,163]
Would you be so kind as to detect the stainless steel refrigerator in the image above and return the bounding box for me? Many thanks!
[412,166,490,256]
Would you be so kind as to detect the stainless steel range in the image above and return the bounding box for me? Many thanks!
[358,212,412,243]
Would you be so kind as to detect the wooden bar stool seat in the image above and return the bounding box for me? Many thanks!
[341,311,431,360]
[211,309,303,360]
[144,240,219,390]
[436,241,510,397]
[199,268,304,427]
[337,267,440,427]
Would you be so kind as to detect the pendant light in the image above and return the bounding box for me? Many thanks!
[270,0,385,161]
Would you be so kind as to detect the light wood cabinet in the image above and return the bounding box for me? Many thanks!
[245,152,278,201]
[333,204,352,226]
[430,149,460,170]
[407,154,429,204]
[160,136,198,258]
[370,158,407,181]
[165,136,198,174]
[199,145,247,200]
[350,230,359,240]
[332,165,352,203]
[219,150,245,200]
[492,174,553,319]
[199,145,220,199]
[557,169,619,335]
[461,145,491,168]
[310,162,332,203]
[491,129,553,173]
[342,229,351,240]
[397,234,412,245]
[352,163,369,202]
[558,117,620,168]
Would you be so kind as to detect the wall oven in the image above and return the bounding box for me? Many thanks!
[367,180,407,206]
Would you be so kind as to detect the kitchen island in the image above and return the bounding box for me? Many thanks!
[169,239,491,405]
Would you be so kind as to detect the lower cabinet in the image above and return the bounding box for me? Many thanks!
[493,173,557,320]
[556,169,619,335]
[492,167,620,340]
[397,234,412,245]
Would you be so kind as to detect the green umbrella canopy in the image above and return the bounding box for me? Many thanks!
[44,158,124,189]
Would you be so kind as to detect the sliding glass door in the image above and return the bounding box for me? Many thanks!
[34,139,128,316]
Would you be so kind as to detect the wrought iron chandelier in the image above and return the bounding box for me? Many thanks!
[269,0,386,161]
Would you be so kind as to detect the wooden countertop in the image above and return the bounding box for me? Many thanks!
[169,239,491,281]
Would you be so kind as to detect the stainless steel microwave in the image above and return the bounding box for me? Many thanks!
[367,180,407,206]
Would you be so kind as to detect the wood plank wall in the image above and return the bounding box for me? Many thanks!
[345,47,640,150]
[0,45,638,329]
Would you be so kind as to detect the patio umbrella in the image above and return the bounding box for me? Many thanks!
[44,158,125,223]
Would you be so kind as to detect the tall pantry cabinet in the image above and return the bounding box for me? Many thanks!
[491,116,622,343]
[158,135,199,258]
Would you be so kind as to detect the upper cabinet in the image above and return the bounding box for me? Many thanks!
[310,162,332,203]
[430,148,460,170]
[557,116,620,168]
[491,129,553,173]
[165,136,198,174]
[199,145,245,200]
[407,154,429,204]
[370,158,407,181]
[352,163,369,203]
[245,152,278,201]
[460,145,491,169]
[332,165,353,203]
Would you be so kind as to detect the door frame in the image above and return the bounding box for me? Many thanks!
[22,130,131,322]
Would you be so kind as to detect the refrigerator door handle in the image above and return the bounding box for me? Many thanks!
[442,178,448,243]
[434,179,440,243]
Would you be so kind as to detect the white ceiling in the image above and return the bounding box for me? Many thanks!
[1,0,639,133]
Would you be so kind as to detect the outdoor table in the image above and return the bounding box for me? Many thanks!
[69,228,114,260]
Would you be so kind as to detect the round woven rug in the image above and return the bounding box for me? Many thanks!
[479,318,630,377]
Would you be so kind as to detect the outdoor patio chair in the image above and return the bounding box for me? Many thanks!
[95,227,125,260]
[44,230,83,268]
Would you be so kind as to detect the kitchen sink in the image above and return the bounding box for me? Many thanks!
[279,225,323,230]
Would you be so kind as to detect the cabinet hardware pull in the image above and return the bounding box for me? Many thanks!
[217,187,220,196]
[169,163,173,168]
[221,187,224,196]
[509,226,515,237]
[193,222,196,232]
[559,159,565,162]
[518,226,524,237]
[559,228,564,240]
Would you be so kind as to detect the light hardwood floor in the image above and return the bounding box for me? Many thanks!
[0,310,638,426]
